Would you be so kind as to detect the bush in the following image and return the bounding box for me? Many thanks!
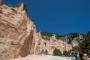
[79,40,90,52]
[55,34,64,39]
[44,50,48,55]
[41,32,53,40]
[79,31,90,52]
[53,48,62,56]
[63,51,69,56]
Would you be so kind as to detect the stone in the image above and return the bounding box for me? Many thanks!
[0,3,35,60]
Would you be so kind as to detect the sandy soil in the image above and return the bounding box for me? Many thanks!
[11,55,71,60]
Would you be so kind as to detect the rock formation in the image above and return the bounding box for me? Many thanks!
[0,3,35,60]
[0,2,82,60]
[31,34,73,55]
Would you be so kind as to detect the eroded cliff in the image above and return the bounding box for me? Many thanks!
[0,3,35,60]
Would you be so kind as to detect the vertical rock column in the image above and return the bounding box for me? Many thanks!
[19,30,34,57]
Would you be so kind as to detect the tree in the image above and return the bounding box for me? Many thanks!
[41,32,53,40]
[55,34,64,39]
[87,30,90,35]
[44,50,48,55]
[79,40,90,52]
[78,30,90,53]
[63,51,68,56]
[53,48,62,56]
[67,33,79,44]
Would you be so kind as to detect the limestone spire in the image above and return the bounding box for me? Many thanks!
[16,2,28,16]
[16,2,25,11]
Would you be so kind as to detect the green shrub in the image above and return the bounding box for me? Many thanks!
[53,48,62,56]
[44,50,48,55]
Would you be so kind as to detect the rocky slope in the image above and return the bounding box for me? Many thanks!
[0,3,36,60]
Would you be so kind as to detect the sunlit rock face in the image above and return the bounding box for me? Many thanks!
[0,2,76,60]
[0,3,35,60]
[30,33,73,55]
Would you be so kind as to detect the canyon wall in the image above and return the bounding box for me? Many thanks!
[0,2,80,60]
[0,3,36,60]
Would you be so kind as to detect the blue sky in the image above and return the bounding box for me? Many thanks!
[3,0,90,34]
